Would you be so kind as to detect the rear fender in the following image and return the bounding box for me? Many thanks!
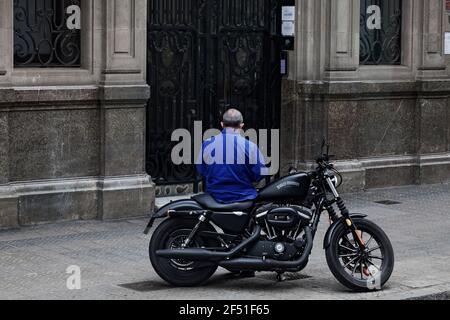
[323,214,368,249]
[143,199,204,234]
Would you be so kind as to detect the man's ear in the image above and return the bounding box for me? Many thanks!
[240,123,245,129]
[221,122,225,129]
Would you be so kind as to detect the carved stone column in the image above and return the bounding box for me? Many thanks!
[324,0,359,79]
[294,0,324,81]
[0,0,10,184]
[98,0,154,220]
[0,0,17,229]
[102,0,147,84]
[417,0,446,78]
[0,0,10,80]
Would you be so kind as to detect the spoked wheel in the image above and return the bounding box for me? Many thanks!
[167,230,200,271]
[149,218,219,287]
[325,218,394,291]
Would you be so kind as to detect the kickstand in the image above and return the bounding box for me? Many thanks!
[276,272,286,282]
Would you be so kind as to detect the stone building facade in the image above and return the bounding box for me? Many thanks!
[0,0,154,229]
[0,0,449,229]
[282,0,450,192]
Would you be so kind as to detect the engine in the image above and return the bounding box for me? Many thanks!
[248,204,313,261]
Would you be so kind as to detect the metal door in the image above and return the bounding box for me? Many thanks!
[147,0,281,185]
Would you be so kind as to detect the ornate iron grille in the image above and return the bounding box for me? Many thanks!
[360,0,401,65]
[14,0,81,67]
[147,0,281,185]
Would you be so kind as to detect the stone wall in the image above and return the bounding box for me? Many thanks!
[281,80,450,192]
[0,0,154,229]
[280,0,450,192]
[1,0,450,229]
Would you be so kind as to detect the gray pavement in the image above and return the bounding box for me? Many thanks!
[0,183,450,300]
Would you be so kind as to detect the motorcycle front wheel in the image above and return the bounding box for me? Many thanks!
[325,218,394,292]
[149,218,219,287]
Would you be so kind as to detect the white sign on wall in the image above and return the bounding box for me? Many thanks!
[282,22,295,37]
[281,6,295,37]
[282,6,295,21]
[445,32,450,55]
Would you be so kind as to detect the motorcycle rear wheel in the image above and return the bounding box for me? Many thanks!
[149,218,219,287]
[325,218,394,292]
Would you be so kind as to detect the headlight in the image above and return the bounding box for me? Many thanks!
[325,169,342,188]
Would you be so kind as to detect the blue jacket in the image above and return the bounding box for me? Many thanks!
[197,129,267,204]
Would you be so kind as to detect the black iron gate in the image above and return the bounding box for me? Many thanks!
[146,0,281,185]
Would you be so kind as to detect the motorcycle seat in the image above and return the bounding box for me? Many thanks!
[192,193,253,212]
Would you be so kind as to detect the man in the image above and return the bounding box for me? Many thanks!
[197,108,267,204]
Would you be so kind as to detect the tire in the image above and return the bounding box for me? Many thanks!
[149,218,219,287]
[325,218,394,292]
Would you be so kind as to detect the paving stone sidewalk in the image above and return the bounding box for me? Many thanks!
[0,183,449,300]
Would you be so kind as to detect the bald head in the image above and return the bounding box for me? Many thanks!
[222,108,244,129]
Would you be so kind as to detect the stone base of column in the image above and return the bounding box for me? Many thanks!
[97,175,155,220]
[0,175,155,229]
[0,186,19,230]
[294,153,450,193]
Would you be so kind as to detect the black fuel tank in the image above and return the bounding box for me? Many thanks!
[258,172,311,202]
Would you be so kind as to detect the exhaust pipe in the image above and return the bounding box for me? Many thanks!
[156,226,261,261]
[219,227,313,272]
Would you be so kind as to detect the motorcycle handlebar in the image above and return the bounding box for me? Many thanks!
[316,154,335,164]
[289,154,336,174]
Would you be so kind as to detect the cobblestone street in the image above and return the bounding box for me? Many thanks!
[1,183,449,300]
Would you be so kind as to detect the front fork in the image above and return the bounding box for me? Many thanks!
[325,178,366,250]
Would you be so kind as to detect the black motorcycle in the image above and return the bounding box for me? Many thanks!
[144,145,394,291]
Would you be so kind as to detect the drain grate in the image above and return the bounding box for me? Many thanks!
[257,272,312,282]
[118,281,170,292]
[375,200,402,205]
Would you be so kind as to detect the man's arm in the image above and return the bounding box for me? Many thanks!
[248,143,267,183]
[196,143,206,177]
